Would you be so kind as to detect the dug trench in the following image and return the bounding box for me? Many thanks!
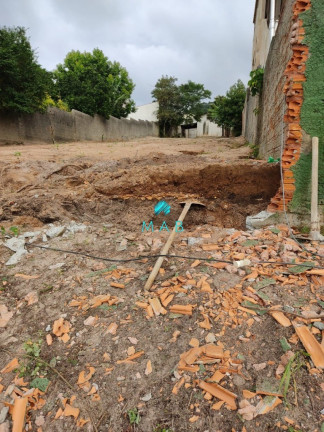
[0,153,280,231]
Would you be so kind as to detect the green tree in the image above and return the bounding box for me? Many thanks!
[54,49,135,118]
[152,76,211,137]
[151,76,182,137]
[208,80,246,136]
[179,81,211,124]
[0,26,52,114]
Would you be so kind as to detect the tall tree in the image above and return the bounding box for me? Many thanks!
[152,76,211,137]
[0,26,52,114]
[208,80,246,136]
[54,49,135,118]
[179,81,211,124]
[151,76,182,137]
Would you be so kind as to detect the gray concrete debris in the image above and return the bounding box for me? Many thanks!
[116,239,128,251]
[0,407,9,424]
[23,231,41,238]
[6,249,28,265]
[4,237,25,252]
[246,211,274,230]
[187,237,203,246]
[4,237,27,266]
[45,225,66,238]
[65,222,87,235]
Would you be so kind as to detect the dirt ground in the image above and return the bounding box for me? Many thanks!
[0,136,323,432]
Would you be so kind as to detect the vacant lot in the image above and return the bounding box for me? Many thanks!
[0,137,323,432]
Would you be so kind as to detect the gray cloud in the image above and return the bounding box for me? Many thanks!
[1,0,255,105]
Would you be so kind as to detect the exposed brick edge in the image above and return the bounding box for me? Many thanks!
[268,0,311,212]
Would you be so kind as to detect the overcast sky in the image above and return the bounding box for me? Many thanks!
[1,0,255,106]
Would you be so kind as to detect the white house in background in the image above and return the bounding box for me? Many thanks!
[128,102,222,138]
[128,102,158,122]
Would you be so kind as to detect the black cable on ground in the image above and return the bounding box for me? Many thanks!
[28,243,324,269]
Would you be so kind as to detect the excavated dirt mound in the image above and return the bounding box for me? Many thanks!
[0,151,280,230]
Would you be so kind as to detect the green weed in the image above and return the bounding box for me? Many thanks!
[127,408,140,425]
[279,351,308,404]
[18,335,47,378]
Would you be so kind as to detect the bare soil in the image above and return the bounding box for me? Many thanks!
[0,137,323,432]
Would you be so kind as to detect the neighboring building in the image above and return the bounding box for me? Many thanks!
[128,103,222,138]
[180,115,222,138]
[243,0,285,146]
[244,0,324,216]
[128,102,158,122]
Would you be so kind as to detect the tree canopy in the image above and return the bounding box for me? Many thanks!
[152,76,211,137]
[0,26,52,114]
[54,49,135,118]
[208,80,246,136]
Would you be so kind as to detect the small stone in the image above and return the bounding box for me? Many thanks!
[205,333,216,343]
[116,239,127,251]
[4,237,25,252]
[45,225,66,238]
[187,237,203,246]
[0,407,9,424]
[253,362,267,371]
[314,322,324,330]
[140,392,152,402]
[6,249,27,265]
[117,376,125,381]
[232,375,246,387]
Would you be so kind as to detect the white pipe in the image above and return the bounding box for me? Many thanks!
[310,137,322,240]
[269,0,276,40]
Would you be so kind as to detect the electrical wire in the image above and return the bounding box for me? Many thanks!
[27,243,324,269]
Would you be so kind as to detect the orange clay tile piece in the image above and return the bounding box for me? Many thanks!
[1,358,19,374]
[202,244,219,251]
[293,323,324,369]
[211,400,225,410]
[203,344,224,359]
[172,377,185,395]
[145,360,152,375]
[135,301,148,309]
[52,318,71,337]
[63,404,80,419]
[162,294,175,307]
[77,367,95,385]
[197,380,237,410]
[169,304,193,315]
[269,310,292,327]
[243,390,257,399]
[116,351,145,364]
[306,269,324,276]
[110,282,125,289]
[183,347,204,365]
[189,338,200,348]
[149,298,167,316]
[12,397,28,432]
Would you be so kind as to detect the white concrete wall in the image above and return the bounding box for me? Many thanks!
[128,102,158,122]
[197,115,222,137]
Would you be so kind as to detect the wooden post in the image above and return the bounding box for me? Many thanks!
[310,137,321,240]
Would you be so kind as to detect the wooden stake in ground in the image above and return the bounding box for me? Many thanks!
[144,200,205,291]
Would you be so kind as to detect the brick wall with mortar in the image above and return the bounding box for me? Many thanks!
[266,0,324,213]
[254,0,323,217]
[0,107,158,144]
